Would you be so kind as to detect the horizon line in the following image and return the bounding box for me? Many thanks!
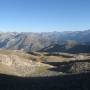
[0,29,90,33]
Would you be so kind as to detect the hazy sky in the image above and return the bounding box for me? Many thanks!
[0,0,90,32]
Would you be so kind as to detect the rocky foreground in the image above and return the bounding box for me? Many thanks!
[0,50,54,77]
[0,50,90,90]
[0,49,90,77]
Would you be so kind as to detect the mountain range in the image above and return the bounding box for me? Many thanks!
[0,30,90,53]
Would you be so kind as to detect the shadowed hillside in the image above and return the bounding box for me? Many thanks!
[0,73,90,90]
[39,43,90,53]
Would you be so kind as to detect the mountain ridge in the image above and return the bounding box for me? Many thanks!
[0,30,90,52]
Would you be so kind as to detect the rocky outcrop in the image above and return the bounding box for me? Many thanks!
[0,51,54,76]
[69,61,90,73]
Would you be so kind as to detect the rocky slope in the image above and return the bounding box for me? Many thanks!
[0,50,54,77]
[0,50,90,77]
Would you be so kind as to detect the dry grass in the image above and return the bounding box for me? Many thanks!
[0,63,18,76]
[1,50,88,77]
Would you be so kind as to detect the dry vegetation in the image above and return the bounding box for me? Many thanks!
[0,49,90,77]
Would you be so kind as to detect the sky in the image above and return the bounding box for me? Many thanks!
[0,0,90,32]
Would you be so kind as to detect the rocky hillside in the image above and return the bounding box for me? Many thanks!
[0,50,55,77]
[0,50,90,77]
